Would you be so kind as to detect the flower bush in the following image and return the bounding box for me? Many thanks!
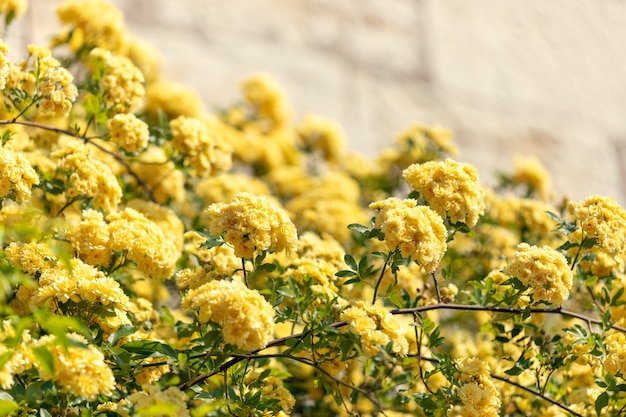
[0,1,625,416]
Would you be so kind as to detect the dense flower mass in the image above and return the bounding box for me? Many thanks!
[107,112,149,152]
[340,301,409,357]
[205,192,298,259]
[567,195,626,255]
[0,145,39,203]
[402,158,486,227]
[369,197,447,272]
[455,357,501,417]
[503,243,573,306]
[604,332,626,377]
[181,279,275,351]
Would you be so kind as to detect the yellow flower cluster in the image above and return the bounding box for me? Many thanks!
[241,74,291,132]
[369,197,447,273]
[511,156,551,200]
[52,141,122,213]
[181,279,275,351]
[403,158,486,227]
[169,116,233,176]
[340,301,409,356]
[144,79,204,119]
[0,0,27,20]
[603,331,626,377]
[567,195,626,255]
[296,114,346,163]
[245,371,296,413]
[455,357,501,417]
[130,146,186,205]
[0,321,34,390]
[503,243,573,306]
[90,47,145,115]
[24,45,79,117]
[205,192,298,259]
[0,40,9,90]
[118,385,189,417]
[107,208,179,279]
[34,333,116,401]
[56,0,126,52]
[0,145,39,203]
[107,113,149,153]
[195,172,270,205]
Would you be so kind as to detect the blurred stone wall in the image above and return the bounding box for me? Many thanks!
[11,0,626,203]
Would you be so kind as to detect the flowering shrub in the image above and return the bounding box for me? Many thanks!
[0,1,625,416]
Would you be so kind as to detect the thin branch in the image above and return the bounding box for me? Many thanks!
[0,118,157,202]
[491,374,583,417]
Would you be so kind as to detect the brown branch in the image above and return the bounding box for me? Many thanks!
[0,118,157,202]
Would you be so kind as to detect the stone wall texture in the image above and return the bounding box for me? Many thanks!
[10,0,626,204]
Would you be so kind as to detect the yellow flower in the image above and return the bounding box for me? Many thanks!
[241,74,291,132]
[455,357,501,417]
[340,301,408,357]
[169,116,233,177]
[144,79,204,119]
[52,141,122,213]
[56,0,126,52]
[123,385,190,417]
[107,113,149,152]
[604,332,626,377]
[245,371,296,413]
[567,195,626,255]
[107,208,179,279]
[196,172,271,205]
[0,146,40,203]
[181,279,275,351]
[0,39,10,90]
[65,209,112,267]
[369,197,447,273]
[511,156,551,200]
[402,158,486,227]
[5,241,56,276]
[0,0,27,20]
[90,48,145,115]
[296,113,346,162]
[33,333,115,401]
[130,146,186,205]
[205,192,298,259]
[503,243,573,306]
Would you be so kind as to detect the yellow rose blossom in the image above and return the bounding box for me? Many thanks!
[33,333,115,401]
[4,241,56,276]
[245,371,296,413]
[567,195,626,255]
[402,158,486,227]
[181,279,275,351]
[120,385,189,417]
[169,115,233,177]
[241,73,291,132]
[107,207,179,279]
[604,332,626,377]
[52,141,122,213]
[504,243,573,306]
[340,301,409,356]
[107,113,149,152]
[390,122,458,166]
[90,48,145,115]
[126,199,185,252]
[205,192,298,259]
[56,0,126,52]
[296,113,346,162]
[65,208,112,267]
[0,39,10,90]
[0,0,27,20]
[369,197,447,273]
[511,155,551,200]
[0,146,40,203]
[32,257,130,313]
[0,322,34,390]
[130,146,186,205]
[455,357,501,417]
[144,79,204,119]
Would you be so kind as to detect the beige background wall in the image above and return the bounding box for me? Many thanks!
[8,0,626,204]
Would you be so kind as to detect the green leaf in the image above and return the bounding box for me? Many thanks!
[0,393,18,417]
[107,324,137,347]
[595,391,608,417]
[200,234,224,250]
[32,345,55,376]
[348,223,369,234]
[256,263,277,272]
[335,270,357,278]
[344,254,357,271]
[121,340,177,358]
